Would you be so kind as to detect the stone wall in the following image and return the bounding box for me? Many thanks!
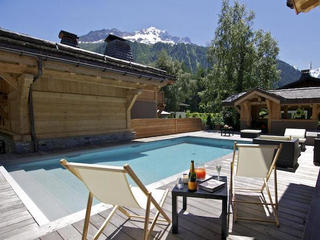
[14,130,135,153]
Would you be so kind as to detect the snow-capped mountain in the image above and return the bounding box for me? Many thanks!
[310,67,320,79]
[79,26,192,45]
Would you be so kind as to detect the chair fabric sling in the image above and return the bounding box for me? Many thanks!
[60,159,171,240]
[230,143,282,227]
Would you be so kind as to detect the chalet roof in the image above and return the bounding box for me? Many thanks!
[279,69,320,89]
[222,87,320,105]
[0,28,175,83]
[287,0,320,14]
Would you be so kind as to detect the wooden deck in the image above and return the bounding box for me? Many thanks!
[0,170,38,240]
[0,131,319,240]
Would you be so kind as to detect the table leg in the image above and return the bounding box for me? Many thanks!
[183,196,187,210]
[221,198,228,240]
[172,194,178,234]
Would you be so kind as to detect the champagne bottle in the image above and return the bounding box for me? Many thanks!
[188,160,197,192]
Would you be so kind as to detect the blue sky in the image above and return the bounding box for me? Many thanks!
[0,0,319,69]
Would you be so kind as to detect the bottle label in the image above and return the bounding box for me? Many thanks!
[188,181,197,191]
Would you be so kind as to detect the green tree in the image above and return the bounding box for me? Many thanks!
[201,0,280,112]
[155,50,193,111]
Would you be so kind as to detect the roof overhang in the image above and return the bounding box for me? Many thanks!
[233,89,281,106]
[0,28,175,88]
[287,0,320,14]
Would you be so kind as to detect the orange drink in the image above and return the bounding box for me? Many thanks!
[195,167,206,180]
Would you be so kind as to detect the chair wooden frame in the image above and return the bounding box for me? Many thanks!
[60,159,171,240]
[229,143,282,227]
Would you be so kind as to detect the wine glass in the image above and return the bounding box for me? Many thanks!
[216,165,222,180]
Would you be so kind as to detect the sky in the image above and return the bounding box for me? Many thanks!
[0,0,319,70]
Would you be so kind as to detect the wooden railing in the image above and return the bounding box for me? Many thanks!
[131,118,202,138]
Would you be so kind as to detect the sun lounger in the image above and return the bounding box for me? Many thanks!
[284,128,306,151]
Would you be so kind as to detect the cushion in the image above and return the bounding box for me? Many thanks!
[259,135,291,141]
[241,129,262,134]
[284,128,306,139]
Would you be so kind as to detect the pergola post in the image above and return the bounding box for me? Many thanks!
[266,100,272,133]
[312,104,319,120]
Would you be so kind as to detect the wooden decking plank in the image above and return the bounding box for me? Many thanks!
[0,210,32,228]
[91,212,137,240]
[0,208,28,222]
[0,218,36,236]
[40,231,64,240]
[57,224,82,240]
[72,217,107,240]
[0,222,39,240]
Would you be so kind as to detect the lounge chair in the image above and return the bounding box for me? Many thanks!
[284,128,306,151]
[230,143,282,227]
[253,135,300,171]
[60,159,171,240]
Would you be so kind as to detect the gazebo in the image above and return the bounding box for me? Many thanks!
[223,87,320,134]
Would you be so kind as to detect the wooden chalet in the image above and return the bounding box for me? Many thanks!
[223,87,320,134]
[0,29,174,153]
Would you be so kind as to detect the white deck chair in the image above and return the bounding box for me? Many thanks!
[230,143,282,227]
[60,159,171,240]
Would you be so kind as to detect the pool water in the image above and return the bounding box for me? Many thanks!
[6,136,238,221]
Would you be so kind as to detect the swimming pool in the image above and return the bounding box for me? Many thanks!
[6,136,240,221]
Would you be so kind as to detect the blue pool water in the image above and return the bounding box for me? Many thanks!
[6,136,240,221]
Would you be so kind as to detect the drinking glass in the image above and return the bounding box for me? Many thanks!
[216,165,222,180]
[195,163,206,181]
[176,177,184,190]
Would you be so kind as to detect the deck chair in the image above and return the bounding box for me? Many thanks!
[229,143,282,227]
[60,159,171,240]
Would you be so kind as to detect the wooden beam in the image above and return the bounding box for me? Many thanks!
[0,61,37,75]
[0,73,18,89]
[42,70,157,90]
[126,89,143,129]
[43,61,167,87]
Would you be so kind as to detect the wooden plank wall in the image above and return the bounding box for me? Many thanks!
[32,76,128,139]
[132,118,202,138]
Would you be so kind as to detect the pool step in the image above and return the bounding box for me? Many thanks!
[10,169,70,221]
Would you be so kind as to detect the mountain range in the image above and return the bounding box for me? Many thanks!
[79,26,304,87]
[79,26,191,45]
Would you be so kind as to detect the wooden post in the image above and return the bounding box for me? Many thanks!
[10,74,33,135]
[126,89,142,129]
[266,100,272,133]
[243,102,251,128]
[283,105,288,119]
[312,104,319,120]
